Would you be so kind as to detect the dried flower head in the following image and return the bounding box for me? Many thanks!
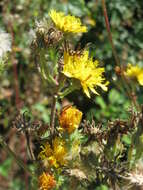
[67,169,87,180]
[38,137,67,168]
[59,106,82,133]
[63,50,109,98]
[0,29,11,58]
[126,171,143,186]
[49,9,87,33]
[39,172,56,190]
[32,19,63,48]
[125,64,143,85]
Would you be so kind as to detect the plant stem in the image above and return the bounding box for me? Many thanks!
[50,74,65,135]
[50,93,58,135]
[101,0,140,111]
[7,16,21,109]
[0,135,33,177]
[101,0,120,67]
[25,131,35,161]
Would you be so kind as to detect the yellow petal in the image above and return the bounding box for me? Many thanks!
[49,9,87,33]
[138,73,143,85]
[89,86,99,95]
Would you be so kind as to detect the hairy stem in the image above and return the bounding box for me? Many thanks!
[2,3,29,189]
[50,73,65,135]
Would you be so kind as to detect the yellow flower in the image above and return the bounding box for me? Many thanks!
[39,172,56,190]
[38,143,53,160]
[38,137,67,168]
[53,137,67,165]
[63,50,108,98]
[48,156,58,168]
[59,106,82,133]
[49,9,87,33]
[125,64,143,85]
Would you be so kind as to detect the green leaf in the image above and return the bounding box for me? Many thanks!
[0,158,13,177]
[122,134,131,145]
[95,185,108,190]
[95,96,106,109]
[108,89,121,104]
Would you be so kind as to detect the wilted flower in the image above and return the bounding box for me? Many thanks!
[67,169,87,180]
[28,29,36,45]
[0,29,11,58]
[35,19,49,35]
[49,9,87,33]
[39,172,56,190]
[126,171,143,186]
[63,50,108,98]
[125,64,143,85]
[59,106,82,133]
[38,137,67,168]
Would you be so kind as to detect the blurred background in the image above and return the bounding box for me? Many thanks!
[0,0,143,189]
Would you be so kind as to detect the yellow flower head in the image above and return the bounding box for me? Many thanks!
[38,143,53,159]
[49,9,87,33]
[52,137,67,165]
[59,106,82,133]
[125,64,143,85]
[63,50,108,98]
[38,137,67,168]
[39,172,56,190]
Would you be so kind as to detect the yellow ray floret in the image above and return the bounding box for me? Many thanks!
[125,64,143,85]
[39,172,56,190]
[63,50,108,98]
[59,106,82,133]
[49,9,87,33]
[38,137,67,168]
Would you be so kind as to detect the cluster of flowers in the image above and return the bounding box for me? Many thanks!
[38,106,83,190]
[37,10,109,188]
[37,9,109,188]
[34,9,109,99]
[37,9,143,190]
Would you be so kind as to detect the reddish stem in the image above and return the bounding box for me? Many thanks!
[101,0,120,66]
[10,26,21,110]
[101,0,140,110]
[2,2,28,189]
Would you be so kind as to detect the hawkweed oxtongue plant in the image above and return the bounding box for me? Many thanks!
[30,9,109,190]
[7,8,143,190]
[31,9,108,134]
[1,7,143,190]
